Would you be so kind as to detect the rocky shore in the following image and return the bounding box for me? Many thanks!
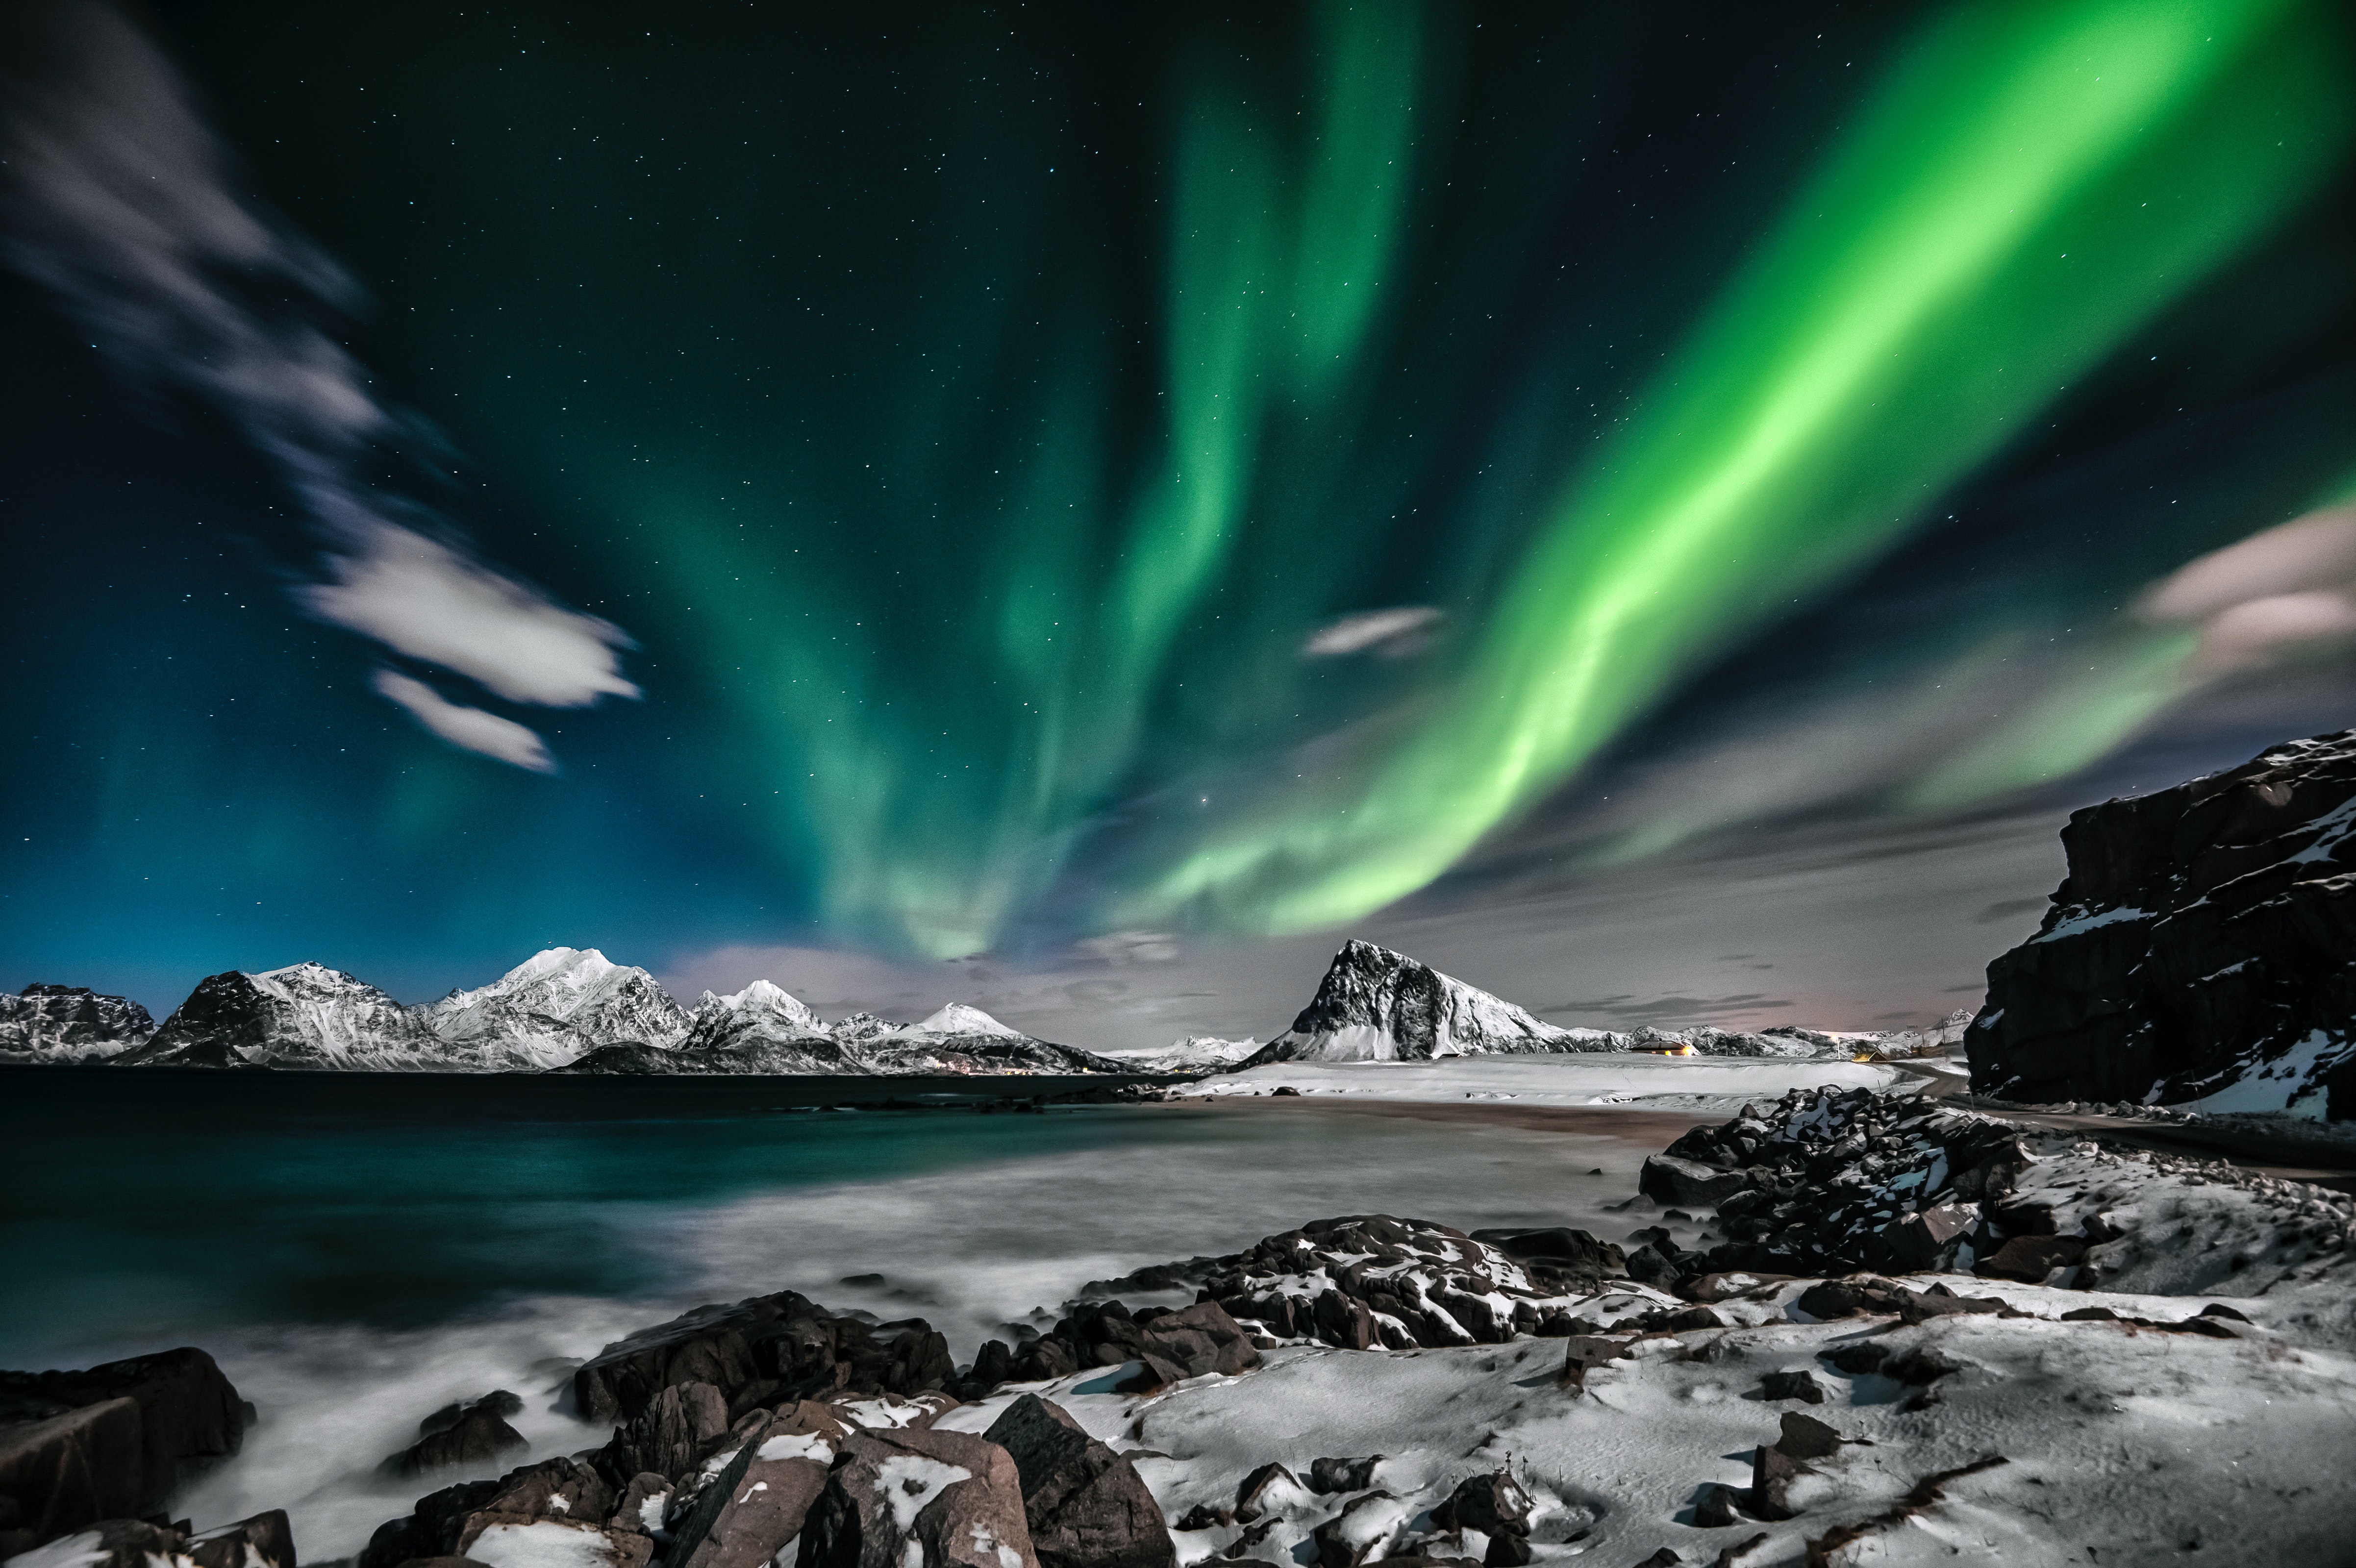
[8,1078,2354,1568]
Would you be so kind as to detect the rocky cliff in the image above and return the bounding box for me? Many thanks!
[1968,730,2356,1119]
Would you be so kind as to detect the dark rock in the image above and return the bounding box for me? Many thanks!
[1311,1291,1380,1352]
[2059,1306,2118,1322]
[1307,1457,1383,1495]
[1483,1533,1532,1567]
[1233,1463,1308,1523]
[383,1404,530,1478]
[1309,1492,1408,1568]
[1466,1229,1627,1283]
[12,1518,191,1568]
[1272,1087,1303,1097]
[596,1382,730,1484]
[1991,1200,2058,1238]
[421,1392,524,1438]
[1173,1503,1231,1532]
[610,1472,673,1539]
[1693,1483,1742,1529]
[983,1396,1173,1568]
[391,1558,496,1568]
[1639,1156,1746,1208]
[1749,1444,1811,1521]
[1966,729,2356,1118]
[1975,1235,2087,1282]
[1759,1370,1825,1404]
[1878,1206,1976,1271]
[1820,1342,1890,1376]
[1557,1335,1632,1393]
[795,1426,1037,1568]
[2199,1303,2252,1322]
[1623,1245,1680,1290]
[572,1292,952,1426]
[1629,1552,1683,1568]
[186,1509,295,1568]
[0,1347,246,1541]
[1429,1470,1531,1537]
[671,1403,847,1568]
[1775,1413,1841,1461]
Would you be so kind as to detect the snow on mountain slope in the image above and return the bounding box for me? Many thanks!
[1246,940,1585,1064]
[0,984,156,1062]
[897,1002,1024,1039]
[426,947,688,1067]
[116,962,441,1069]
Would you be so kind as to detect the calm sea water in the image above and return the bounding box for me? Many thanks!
[3,1066,1679,1559]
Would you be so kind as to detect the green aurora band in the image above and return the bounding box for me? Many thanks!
[594,0,2354,958]
[1128,0,2354,935]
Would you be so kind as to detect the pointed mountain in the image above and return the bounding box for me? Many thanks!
[0,984,157,1063]
[893,1002,1025,1039]
[848,1002,1129,1075]
[1245,940,1588,1065]
[426,947,688,1068]
[117,963,438,1069]
[1104,1035,1263,1074]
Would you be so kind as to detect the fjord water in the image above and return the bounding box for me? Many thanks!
[3,1068,1665,1558]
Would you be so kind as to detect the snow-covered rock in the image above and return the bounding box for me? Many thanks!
[426,947,689,1068]
[0,984,155,1062]
[116,962,442,1069]
[847,1004,1131,1075]
[896,1002,1024,1040]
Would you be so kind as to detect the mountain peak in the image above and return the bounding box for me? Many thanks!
[1251,940,1573,1064]
[904,1002,1022,1039]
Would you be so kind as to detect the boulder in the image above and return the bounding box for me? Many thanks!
[186,1510,295,1568]
[1877,1205,1977,1271]
[420,1393,525,1438]
[597,1382,731,1484]
[670,1403,849,1568]
[8,1519,193,1568]
[0,1347,247,1534]
[1773,1413,1841,1462]
[1464,1229,1626,1285]
[572,1293,952,1426]
[795,1426,1036,1568]
[1975,1234,2087,1282]
[1429,1470,1531,1539]
[1693,1483,1742,1529]
[1966,730,2356,1118]
[1232,1463,1313,1523]
[1638,1156,1746,1208]
[0,1398,147,1543]
[1306,1457,1382,1495]
[1748,1443,1811,1521]
[1310,1492,1412,1568]
[382,1404,529,1478]
[1758,1371,1825,1405]
[981,1396,1172,1568]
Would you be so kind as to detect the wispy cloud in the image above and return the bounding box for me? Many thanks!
[1303,605,1441,657]
[0,0,637,768]
[371,670,556,774]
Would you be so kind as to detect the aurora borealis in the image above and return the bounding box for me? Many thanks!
[4,0,2355,1035]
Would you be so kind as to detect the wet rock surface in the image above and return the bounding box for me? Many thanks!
[0,1348,248,1544]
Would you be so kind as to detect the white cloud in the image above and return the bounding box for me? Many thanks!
[1075,930,1184,965]
[0,1,639,766]
[305,523,637,706]
[372,669,555,774]
[1303,605,1441,657]
[2139,504,2356,673]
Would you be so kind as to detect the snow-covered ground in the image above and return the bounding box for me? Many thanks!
[933,1270,2356,1568]
[1183,1053,1899,1113]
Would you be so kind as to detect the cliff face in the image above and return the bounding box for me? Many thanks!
[1968,730,2356,1119]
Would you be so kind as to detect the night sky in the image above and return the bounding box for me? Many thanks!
[5,0,2355,1045]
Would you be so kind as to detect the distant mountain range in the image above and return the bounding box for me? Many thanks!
[0,948,1127,1074]
[1,938,1968,1076]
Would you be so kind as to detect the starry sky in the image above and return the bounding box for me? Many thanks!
[4,0,2355,1045]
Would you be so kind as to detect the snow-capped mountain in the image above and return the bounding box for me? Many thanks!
[565,978,856,1074]
[426,947,688,1067]
[0,984,156,1062]
[1241,940,1854,1067]
[1104,1035,1264,1074]
[116,962,441,1069]
[847,1002,1129,1074]
[1244,940,1592,1064]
